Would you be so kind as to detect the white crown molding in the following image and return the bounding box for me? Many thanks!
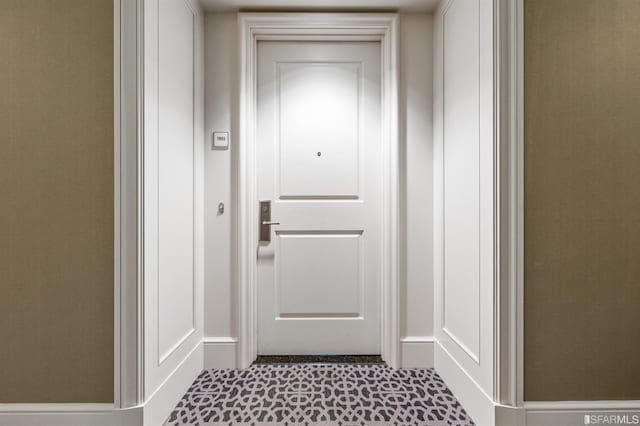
[199,0,440,13]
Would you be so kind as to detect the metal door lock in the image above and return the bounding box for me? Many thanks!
[259,200,281,242]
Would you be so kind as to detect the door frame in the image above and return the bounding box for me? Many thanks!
[237,13,400,369]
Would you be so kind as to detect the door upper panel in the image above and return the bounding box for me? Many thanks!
[277,61,361,199]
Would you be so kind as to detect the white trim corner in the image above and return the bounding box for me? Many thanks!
[114,0,144,410]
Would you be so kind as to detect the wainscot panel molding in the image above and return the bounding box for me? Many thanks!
[433,0,499,424]
[141,0,206,424]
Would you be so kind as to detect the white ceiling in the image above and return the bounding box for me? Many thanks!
[199,0,439,13]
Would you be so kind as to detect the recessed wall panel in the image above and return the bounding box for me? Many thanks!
[442,0,481,361]
[157,0,195,361]
[278,62,360,199]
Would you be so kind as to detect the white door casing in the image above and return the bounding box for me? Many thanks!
[256,41,382,355]
[237,13,399,368]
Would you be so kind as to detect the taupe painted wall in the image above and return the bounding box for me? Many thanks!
[0,0,114,402]
[524,0,640,401]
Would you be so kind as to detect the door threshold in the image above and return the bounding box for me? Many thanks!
[254,355,384,365]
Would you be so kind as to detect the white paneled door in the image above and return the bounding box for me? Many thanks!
[256,41,382,355]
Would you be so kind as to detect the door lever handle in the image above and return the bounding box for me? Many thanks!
[262,221,281,226]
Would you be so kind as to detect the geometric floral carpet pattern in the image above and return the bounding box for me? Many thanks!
[164,364,475,426]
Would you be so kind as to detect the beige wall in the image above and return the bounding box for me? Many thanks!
[524,0,640,401]
[0,0,114,403]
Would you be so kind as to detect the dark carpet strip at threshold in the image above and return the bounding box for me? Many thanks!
[254,354,384,365]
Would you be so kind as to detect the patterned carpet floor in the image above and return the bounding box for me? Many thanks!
[164,364,475,426]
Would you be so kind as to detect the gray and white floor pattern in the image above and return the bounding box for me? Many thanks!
[165,364,475,426]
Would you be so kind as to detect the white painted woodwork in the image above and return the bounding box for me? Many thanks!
[199,0,440,13]
[157,0,196,360]
[203,338,237,369]
[277,233,362,316]
[203,13,236,340]
[400,13,435,343]
[143,0,204,422]
[277,62,361,198]
[114,0,141,408]
[256,41,383,355]
[442,0,481,361]
[525,401,640,426]
[400,337,435,368]
[496,0,525,408]
[434,0,496,424]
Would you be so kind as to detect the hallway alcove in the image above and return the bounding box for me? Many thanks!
[0,1,508,425]
[6,1,638,426]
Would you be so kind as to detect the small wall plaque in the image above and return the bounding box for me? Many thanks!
[212,131,229,150]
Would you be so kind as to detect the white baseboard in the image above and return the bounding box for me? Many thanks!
[525,401,640,426]
[0,342,203,426]
[142,341,204,426]
[6,338,638,426]
[204,336,432,370]
[496,404,525,426]
[434,341,525,426]
[115,406,144,426]
[434,341,495,426]
[0,404,142,426]
[400,336,434,368]
[203,337,237,369]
